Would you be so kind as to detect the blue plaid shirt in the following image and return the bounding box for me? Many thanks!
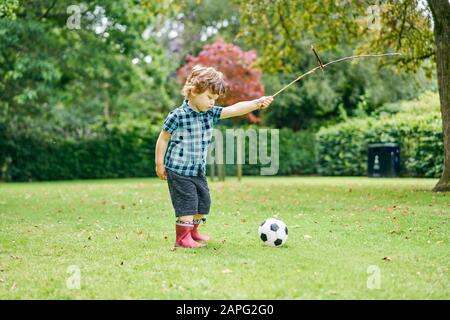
[162,99,223,176]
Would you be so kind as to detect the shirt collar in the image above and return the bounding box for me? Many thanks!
[182,99,204,115]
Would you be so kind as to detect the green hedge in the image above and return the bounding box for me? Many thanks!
[315,112,443,177]
[0,122,159,181]
[1,95,443,181]
[210,127,316,176]
[0,123,316,181]
[1,109,443,181]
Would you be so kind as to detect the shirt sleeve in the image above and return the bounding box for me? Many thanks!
[162,111,178,134]
[209,106,223,125]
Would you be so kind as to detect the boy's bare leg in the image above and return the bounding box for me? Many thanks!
[178,215,194,223]
[194,214,204,221]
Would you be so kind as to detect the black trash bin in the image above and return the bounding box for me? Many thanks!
[368,143,400,177]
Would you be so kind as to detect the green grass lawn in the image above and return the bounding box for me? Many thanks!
[0,177,448,299]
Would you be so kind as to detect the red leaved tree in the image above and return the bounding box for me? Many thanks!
[177,38,265,124]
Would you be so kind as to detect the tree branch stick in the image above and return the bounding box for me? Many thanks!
[272,53,401,98]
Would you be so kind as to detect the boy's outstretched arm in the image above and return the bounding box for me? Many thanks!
[221,96,273,119]
[155,130,171,180]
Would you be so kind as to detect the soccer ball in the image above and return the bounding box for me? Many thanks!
[258,218,288,247]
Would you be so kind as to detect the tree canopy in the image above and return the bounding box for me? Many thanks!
[1,0,447,189]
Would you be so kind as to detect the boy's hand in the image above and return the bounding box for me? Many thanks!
[256,96,274,110]
[156,164,167,180]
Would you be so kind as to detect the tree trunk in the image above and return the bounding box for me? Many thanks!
[210,162,215,181]
[428,0,450,192]
[237,136,242,182]
[217,141,225,181]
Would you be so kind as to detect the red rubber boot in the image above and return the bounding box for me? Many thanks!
[175,223,206,248]
[191,220,210,241]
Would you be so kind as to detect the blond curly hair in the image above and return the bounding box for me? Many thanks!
[181,65,227,97]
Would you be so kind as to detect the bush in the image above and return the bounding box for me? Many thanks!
[1,92,442,181]
[278,128,316,175]
[210,126,316,176]
[0,121,159,181]
[0,122,316,181]
[316,93,443,177]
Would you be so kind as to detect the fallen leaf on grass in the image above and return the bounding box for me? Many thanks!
[327,290,339,295]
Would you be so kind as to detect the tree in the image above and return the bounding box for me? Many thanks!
[153,0,242,66]
[427,0,450,191]
[260,45,435,131]
[237,0,450,191]
[177,38,265,123]
[0,0,182,134]
[0,0,19,19]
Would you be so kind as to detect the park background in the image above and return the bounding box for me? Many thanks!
[0,0,447,185]
[0,0,449,299]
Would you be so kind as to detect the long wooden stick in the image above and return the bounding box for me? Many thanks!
[272,53,401,98]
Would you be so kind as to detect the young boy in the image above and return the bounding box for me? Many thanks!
[155,65,273,248]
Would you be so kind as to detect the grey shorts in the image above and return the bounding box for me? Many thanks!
[166,169,211,217]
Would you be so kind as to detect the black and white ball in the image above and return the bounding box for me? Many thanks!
[258,218,288,247]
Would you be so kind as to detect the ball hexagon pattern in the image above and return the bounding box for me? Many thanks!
[258,218,288,247]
